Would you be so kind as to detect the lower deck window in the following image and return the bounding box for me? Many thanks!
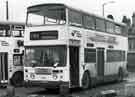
[84,48,96,63]
[13,54,23,66]
[107,50,126,62]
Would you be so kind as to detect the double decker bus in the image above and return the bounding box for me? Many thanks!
[0,21,24,87]
[24,3,128,90]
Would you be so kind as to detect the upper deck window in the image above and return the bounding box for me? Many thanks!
[27,4,66,26]
[68,10,83,26]
[12,30,24,37]
[95,18,105,32]
[0,24,10,37]
[115,24,121,34]
[106,21,114,33]
[83,15,95,29]
[121,26,128,36]
[12,25,24,37]
[0,24,24,37]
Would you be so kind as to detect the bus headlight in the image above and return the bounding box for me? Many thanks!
[30,73,35,79]
[1,80,4,83]
[53,74,58,80]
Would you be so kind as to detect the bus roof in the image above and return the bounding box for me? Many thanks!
[27,3,126,27]
[27,3,65,10]
[0,20,25,26]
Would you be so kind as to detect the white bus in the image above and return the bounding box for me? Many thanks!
[24,3,128,90]
[0,21,24,87]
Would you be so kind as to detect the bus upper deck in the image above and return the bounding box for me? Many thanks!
[26,3,127,36]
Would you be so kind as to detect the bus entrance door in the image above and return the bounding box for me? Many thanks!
[97,48,104,78]
[69,46,79,87]
[0,53,8,84]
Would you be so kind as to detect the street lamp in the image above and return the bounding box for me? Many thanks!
[6,0,9,20]
[102,1,115,17]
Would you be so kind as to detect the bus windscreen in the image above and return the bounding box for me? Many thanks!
[24,46,66,67]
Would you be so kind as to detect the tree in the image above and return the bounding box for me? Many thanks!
[127,18,131,26]
[122,16,128,25]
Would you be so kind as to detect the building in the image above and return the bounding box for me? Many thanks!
[128,13,135,71]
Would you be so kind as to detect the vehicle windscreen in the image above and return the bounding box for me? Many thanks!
[24,46,66,67]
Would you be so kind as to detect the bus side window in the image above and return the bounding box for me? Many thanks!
[13,54,23,66]
[84,48,96,63]
[95,18,105,32]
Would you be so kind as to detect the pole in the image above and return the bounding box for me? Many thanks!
[6,1,9,20]
[102,4,105,17]
[102,1,115,17]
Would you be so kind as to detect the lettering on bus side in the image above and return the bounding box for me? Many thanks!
[88,34,118,44]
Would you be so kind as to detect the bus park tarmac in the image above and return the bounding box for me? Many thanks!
[0,72,134,97]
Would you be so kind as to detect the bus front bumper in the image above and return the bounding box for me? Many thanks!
[24,80,69,88]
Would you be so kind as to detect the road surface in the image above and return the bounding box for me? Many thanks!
[0,73,134,97]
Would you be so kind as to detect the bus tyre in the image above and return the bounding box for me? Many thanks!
[10,72,24,87]
[82,71,91,90]
[118,68,124,82]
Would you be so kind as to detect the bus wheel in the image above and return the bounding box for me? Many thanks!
[118,68,124,82]
[82,71,91,89]
[10,72,24,87]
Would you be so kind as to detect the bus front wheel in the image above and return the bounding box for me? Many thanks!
[10,72,24,87]
[82,71,91,89]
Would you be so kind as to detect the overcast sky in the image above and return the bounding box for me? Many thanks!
[0,0,135,23]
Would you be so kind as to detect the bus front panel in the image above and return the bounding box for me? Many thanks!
[24,45,69,87]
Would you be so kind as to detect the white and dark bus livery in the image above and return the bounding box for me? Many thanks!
[0,21,24,87]
[24,3,128,89]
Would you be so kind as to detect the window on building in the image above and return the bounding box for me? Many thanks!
[84,48,96,63]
